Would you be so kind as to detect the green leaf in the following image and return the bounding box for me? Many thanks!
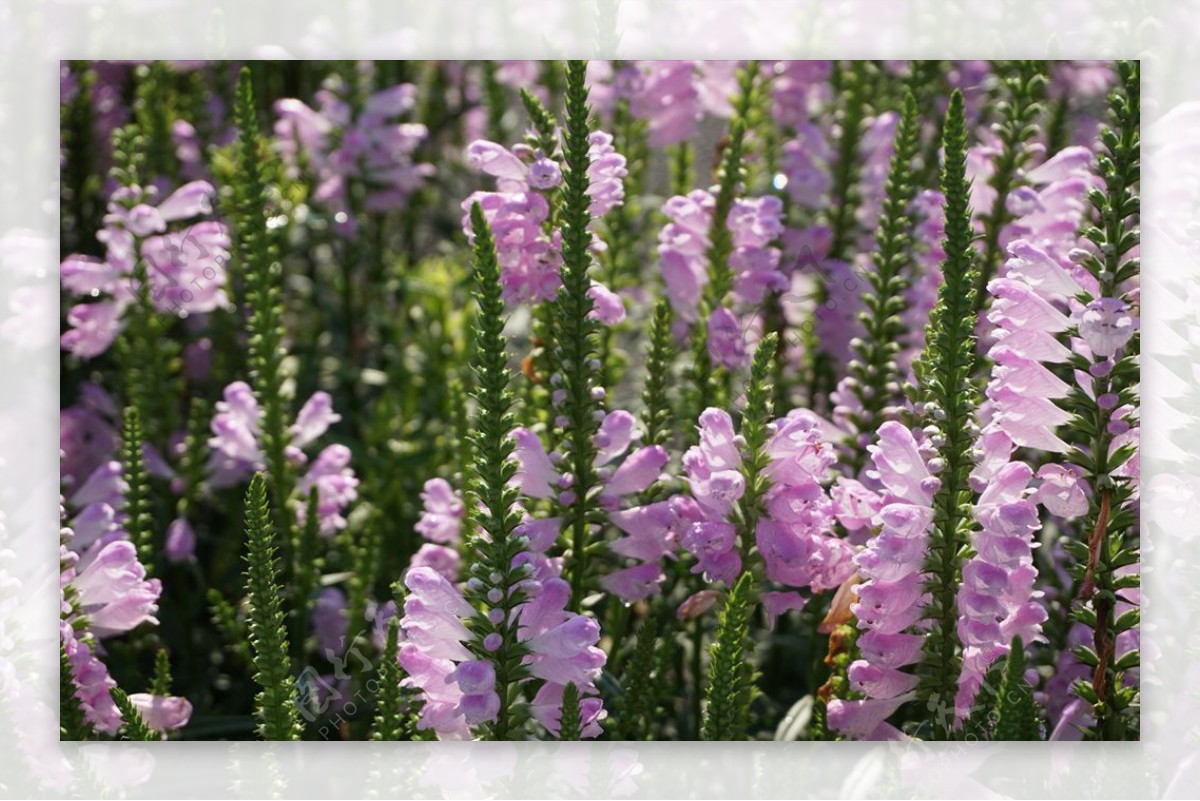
[914,88,981,739]
[120,405,156,571]
[992,638,1043,740]
[371,618,408,741]
[702,573,756,741]
[112,687,159,742]
[242,473,301,740]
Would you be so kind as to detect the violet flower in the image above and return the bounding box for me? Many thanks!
[828,421,936,741]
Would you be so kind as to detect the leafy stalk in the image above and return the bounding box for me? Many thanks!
[912,90,980,739]
[559,682,582,741]
[233,67,293,555]
[735,333,779,553]
[1062,60,1140,740]
[120,406,155,571]
[618,615,661,740]
[463,203,530,740]
[241,473,301,740]
[846,92,922,471]
[553,60,604,612]
[371,618,407,741]
[992,637,1042,740]
[974,61,1046,312]
[640,299,677,449]
[701,572,755,740]
[151,650,173,697]
[519,88,559,156]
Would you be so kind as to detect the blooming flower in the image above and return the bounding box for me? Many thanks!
[954,440,1048,721]
[512,411,670,601]
[61,180,231,358]
[275,75,433,234]
[830,422,935,741]
[415,478,465,544]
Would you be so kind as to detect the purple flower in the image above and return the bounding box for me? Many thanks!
[625,61,701,147]
[70,540,162,638]
[61,302,123,359]
[586,131,627,218]
[1035,463,1089,519]
[955,456,1047,721]
[587,281,626,325]
[296,444,360,536]
[760,591,807,630]
[831,478,883,535]
[832,422,933,741]
[659,190,716,323]
[290,392,341,450]
[128,693,193,734]
[706,306,749,370]
[207,381,264,486]
[415,478,465,544]
[517,577,607,738]
[275,77,431,230]
[312,587,348,654]
[1077,297,1137,357]
[464,190,561,304]
[69,460,126,511]
[771,60,831,129]
[60,622,121,735]
[60,401,119,487]
[465,140,527,183]
[408,543,461,583]
[164,517,197,563]
[512,427,560,500]
[398,567,475,739]
[528,156,562,190]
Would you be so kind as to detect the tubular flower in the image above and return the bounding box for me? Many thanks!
[274,76,432,235]
[415,478,466,545]
[397,566,478,740]
[207,382,356,530]
[512,411,671,601]
[463,132,626,307]
[954,433,1048,722]
[658,189,785,358]
[61,180,231,358]
[518,577,607,738]
[830,422,935,741]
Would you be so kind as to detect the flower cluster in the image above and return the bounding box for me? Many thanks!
[275,74,433,235]
[513,411,670,601]
[827,422,935,740]
[61,180,230,359]
[208,381,358,535]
